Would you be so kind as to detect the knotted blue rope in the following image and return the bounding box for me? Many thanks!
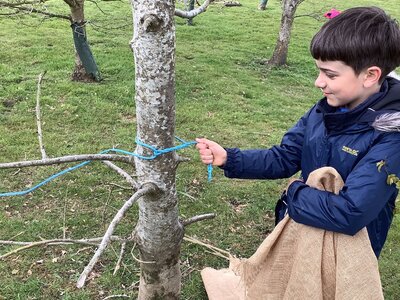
[0,137,213,197]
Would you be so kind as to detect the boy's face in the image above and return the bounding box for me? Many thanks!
[314,60,372,110]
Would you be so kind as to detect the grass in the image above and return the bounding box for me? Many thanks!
[0,0,399,298]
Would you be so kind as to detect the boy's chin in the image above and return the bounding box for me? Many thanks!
[326,98,341,107]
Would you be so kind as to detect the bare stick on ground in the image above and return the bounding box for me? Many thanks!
[113,241,127,275]
[35,71,47,160]
[0,236,127,259]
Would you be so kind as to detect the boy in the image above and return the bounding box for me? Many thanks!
[197,6,400,258]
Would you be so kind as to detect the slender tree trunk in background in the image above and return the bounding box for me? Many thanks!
[268,0,303,66]
[130,1,183,299]
[258,0,268,10]
[64,0,100,82]
[186,0,195,25]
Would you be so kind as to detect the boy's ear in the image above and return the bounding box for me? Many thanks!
[363,66,382,87]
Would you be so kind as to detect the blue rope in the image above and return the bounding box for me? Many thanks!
[0,137,213,197]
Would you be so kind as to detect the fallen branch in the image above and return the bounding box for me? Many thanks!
[0,154,133,169]
[181,213,216,227]
[175,0,212,18]
[76,183,158,288]
[183,235,231,260]
[102,295,130,300]
[0,236,127,260]
[113,241,126,275]
[35,71,47,160]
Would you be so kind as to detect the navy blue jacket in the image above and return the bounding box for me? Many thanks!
[222,77,400,257]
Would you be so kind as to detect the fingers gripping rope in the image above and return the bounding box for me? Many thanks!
[0,137,213,197]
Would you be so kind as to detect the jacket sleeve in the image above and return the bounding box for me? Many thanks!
[222,111,310,179]
[286,133,400,235]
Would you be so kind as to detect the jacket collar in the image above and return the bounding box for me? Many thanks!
[316,80,389,134]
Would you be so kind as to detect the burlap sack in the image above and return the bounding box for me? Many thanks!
[201,167,383,300]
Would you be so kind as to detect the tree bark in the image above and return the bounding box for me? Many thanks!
[268,0,303,66]
[130,1,183,299]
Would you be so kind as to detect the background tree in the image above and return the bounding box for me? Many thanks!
[64,0,102,81]
[259,0,268,10]
[186,0,195,25]
[0,0,101,82]
[0,0,212,298]
[268,0,304,66]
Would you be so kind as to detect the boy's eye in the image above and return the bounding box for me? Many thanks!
[326,73,337,79]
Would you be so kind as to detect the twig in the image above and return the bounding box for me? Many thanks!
[102,295,130,300]
[130,243,155,264]
[0,239,96,259]
[183,235,231,259]
[181,265,195,278]
[101,187,114,230]
[12,169,21,176]
[63,188,68,239]
[113,241,126,275]
[175,0,212,18]
[9,231,25,240]
[205,249,231,260]
[76,183,157,288]
[35,71,47,160]
[102,161,138,189]
[0,236,126,247]
[0,154,133,169]
[181,213,215,227]
[87,0,107,14]
[177,190,196,201]
[0,1,72,21]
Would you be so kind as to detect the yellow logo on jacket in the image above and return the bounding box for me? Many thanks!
[342,146,359,156]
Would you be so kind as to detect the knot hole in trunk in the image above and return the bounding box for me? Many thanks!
[141,14,163,32]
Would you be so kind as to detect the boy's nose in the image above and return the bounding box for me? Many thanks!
[314,74,326,89]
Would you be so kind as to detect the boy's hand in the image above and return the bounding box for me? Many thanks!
[195,138,227,167]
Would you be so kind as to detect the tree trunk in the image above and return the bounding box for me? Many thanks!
[186,0,195,25]
[258,0,268,10]
[64,0,101,82]
[268,0,302,66]
[130,1,183,299]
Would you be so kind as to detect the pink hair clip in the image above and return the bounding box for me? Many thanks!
[324,8,341,19]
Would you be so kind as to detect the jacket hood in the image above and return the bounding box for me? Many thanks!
[371,76,400,132]
[372,112,400,132]
[371,76,400,111]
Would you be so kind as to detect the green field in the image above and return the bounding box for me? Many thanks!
[0,0,399,298]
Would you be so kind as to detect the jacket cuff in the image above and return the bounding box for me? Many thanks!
[286,180,308,205]
[221,148,241,178]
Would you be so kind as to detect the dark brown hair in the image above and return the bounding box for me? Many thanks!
[311,7,400,81]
